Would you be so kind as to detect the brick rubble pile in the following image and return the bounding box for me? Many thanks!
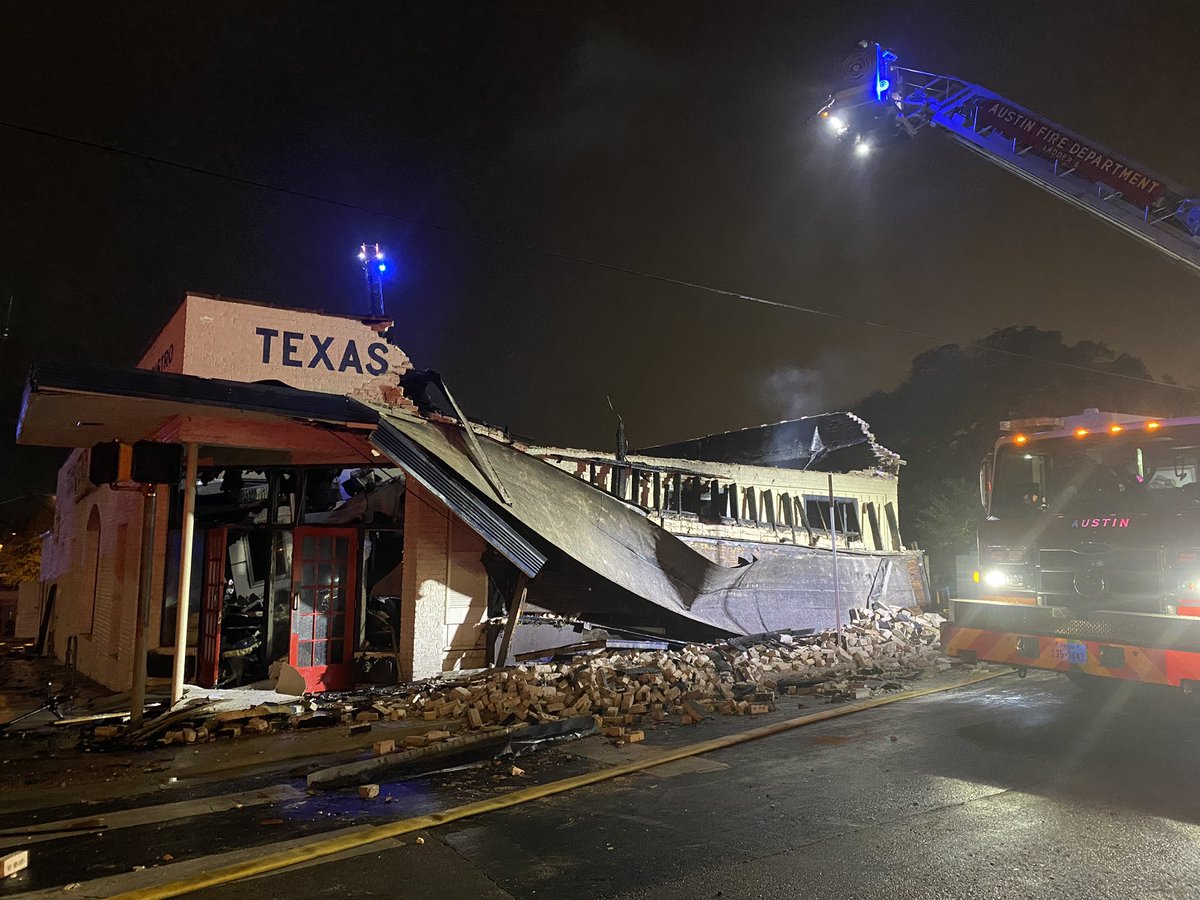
[95,604,960,747]
[370,604,954,734]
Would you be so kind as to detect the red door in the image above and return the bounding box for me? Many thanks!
[290,528,357,692]
[196,528,227,688]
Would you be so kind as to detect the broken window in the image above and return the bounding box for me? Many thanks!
[743,486,758,523]
[699,480,717,521]
[864,502,884,551]
[195,469,271,526]
[301,468,352,521]
[266,530,293,666]
[804,496,861,539]
[362,530,404,653]
[681,476,703,515]
[762,490,776,527]
[271,470,300,524]
[661,473,685,514]
[219,529,271,686]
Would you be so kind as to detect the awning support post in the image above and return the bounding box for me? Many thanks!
[170,442,198,705]
[494,573,529,669]
[130,485,159,727]
[828,473,842,638]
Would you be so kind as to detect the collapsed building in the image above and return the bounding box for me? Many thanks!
[16,293,926,696]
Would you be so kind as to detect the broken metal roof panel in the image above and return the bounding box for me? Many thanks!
[370,418,547,578]
[637,412,902,473]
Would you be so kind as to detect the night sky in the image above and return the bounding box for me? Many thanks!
[2,2,1199,508]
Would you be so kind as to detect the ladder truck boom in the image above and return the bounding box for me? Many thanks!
[823,42,1200,276]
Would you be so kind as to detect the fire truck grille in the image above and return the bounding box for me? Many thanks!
[1037,547,1163,612]
[1044,618,1122,640]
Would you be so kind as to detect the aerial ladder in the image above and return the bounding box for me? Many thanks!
[821,46,1200,690]
[820,42,1200,277]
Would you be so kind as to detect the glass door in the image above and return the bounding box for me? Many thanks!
[290,527,357,692]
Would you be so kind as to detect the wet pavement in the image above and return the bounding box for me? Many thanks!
[8,671,1200,898]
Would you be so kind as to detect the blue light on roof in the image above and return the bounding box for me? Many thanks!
[874,45,897,103]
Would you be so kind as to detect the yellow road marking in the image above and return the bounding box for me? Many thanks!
[117,669,1006,899]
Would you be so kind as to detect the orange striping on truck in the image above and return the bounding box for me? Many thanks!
[943,625,1172,685]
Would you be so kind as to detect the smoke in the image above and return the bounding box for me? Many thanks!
[761,353,850,421]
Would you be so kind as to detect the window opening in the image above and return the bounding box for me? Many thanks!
[804,496,861,539]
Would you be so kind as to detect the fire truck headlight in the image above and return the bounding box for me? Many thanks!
[982,569,1007,589]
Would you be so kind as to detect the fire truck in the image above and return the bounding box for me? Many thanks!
[822,43,1200,688]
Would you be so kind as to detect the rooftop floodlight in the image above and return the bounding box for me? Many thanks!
[359,242,387,317]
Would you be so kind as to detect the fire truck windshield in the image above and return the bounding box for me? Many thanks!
[992,426,1200,515]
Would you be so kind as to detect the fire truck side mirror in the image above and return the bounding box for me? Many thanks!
[978,454,993,510]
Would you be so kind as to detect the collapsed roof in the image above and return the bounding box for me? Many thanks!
[638,412,902,475]
[371,411,920,637]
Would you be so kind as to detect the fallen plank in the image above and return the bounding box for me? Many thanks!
[307,727,521,789]
[513,640,607,663]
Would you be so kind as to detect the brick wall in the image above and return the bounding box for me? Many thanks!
[445,518,489,671]
[40,449,172,691]
[400,482,489,680]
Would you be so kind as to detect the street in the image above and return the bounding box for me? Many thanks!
[6,671,1200,899]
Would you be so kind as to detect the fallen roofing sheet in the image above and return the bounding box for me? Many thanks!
[371,412,921,636]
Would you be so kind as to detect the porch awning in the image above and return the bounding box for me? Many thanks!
[17,361,378,448]
[18,361,549,580]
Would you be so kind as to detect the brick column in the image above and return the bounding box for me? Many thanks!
[400,482,451,681]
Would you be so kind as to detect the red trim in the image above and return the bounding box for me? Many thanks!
[1177,605,1200,617]
[196,527,227,689]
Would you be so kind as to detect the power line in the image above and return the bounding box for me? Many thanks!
[0,117,1195,395]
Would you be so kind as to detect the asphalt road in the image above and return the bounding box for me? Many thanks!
[10,672,1200,899]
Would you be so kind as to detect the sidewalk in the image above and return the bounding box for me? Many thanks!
[0,654,467,816]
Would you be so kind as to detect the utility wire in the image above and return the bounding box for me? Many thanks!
[0,117,1195,395]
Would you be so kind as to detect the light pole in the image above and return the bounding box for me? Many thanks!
[358,243,387,318]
